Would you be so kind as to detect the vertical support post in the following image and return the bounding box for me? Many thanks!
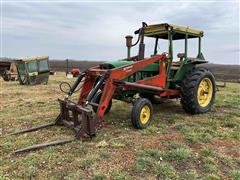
[127,47,131,60]
[154,38,159,55]
[25,62,30,85]
[185,34,188,61]
[198,37,201,56]
[138,31,145,60]
[169,32,173,60]
[166,29,173,87]
[125,35,133,60]
[66,58,69,76]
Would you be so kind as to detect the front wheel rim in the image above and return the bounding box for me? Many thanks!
[140,105,151,124]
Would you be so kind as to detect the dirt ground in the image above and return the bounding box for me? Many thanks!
[0,73,239,179]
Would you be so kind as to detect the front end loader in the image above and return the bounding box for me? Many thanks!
[8,22,216,153]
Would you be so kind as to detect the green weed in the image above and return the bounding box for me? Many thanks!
[63,171,85,180]
[161,147,192,161]
[202,157,217,173]
[219,155,232,165]
[133,157,152,173]
[228,169,240,180]
[155,162,179,179]
[180,170,199,180]
[110,140,125,148]
[111,171,131,180]
[138,149,159,160]
[99,151,111,159]
[200,148,215,157]
[93,174,107,180]
[168,141,188,149]
[176,124,214,144]
[205,173,220,180]
[80,156,98,168]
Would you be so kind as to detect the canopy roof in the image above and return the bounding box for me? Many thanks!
[139,23,204,40]
[15,56,49,62]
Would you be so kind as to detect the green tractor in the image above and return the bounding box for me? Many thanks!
[99,22,216,115]
[10,22,216,153]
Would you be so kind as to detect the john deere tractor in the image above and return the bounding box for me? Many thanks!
[98,22,216,119]
[10,22,216,153]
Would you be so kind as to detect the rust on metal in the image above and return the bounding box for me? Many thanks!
[57,98,95,139]
[7,122,55,136]
[13,139,75,154]
[114,80,165,92]
[0,61,18,81]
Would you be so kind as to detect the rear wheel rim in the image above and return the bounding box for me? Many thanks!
[197,78,213,107]
[140,105,151,124]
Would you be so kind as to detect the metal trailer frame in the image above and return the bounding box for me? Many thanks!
[0,61,18,81]
[15,56,50,85]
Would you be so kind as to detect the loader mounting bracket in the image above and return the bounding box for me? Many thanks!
[57,98,96,139]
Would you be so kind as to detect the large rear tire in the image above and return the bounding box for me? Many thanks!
[181,67,216,114]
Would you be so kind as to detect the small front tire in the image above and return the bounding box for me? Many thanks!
[131,98,153,129]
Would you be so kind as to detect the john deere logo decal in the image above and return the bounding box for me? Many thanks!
[123,65,133,73]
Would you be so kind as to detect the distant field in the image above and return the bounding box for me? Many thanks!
[49,60,240,82]
[49,60,103,72]
[199,64,240,83]
[0,73,239,179]
[0,57,239,82]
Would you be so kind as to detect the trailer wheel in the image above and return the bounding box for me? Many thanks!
[2,70,11,81]
[181,67,216,114]
[131,98,153,129]
[92,91,112,114]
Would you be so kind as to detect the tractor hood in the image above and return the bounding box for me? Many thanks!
[100,60,133,69]
[100,60,159,72]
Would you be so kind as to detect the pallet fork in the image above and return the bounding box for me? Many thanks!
[7,71,108,153]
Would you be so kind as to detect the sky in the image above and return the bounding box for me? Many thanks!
[1,1,239,64]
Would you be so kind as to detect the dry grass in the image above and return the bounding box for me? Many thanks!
[0,73,240,179]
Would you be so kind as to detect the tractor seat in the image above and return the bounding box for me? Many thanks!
[170,52,185,70]
[171,61,182,70]
[171,61,182,66]
[177,53,185,59]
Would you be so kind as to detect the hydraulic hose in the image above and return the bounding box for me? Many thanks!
[59,71,86,98]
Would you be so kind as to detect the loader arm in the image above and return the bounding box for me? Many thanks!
[94,54,167,120]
